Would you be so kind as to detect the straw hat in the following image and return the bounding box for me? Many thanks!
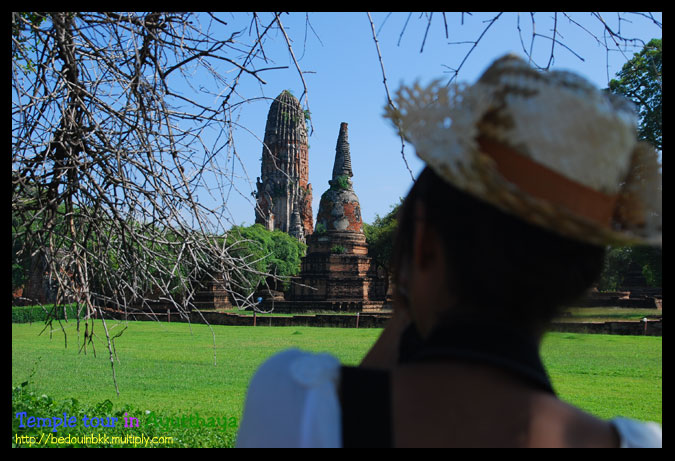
[385,54,662,247]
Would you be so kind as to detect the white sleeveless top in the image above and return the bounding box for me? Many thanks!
[236,349,662,448]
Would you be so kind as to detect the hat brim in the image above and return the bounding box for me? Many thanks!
[386,79,662,248]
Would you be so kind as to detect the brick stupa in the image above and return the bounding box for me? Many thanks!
[285,123,386,310]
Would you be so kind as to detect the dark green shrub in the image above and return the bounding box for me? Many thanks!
[12,304,80,324]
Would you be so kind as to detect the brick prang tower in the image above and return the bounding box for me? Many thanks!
[255,90,313,242]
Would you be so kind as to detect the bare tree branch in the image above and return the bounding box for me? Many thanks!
[420,12,433,53]
[366,12,415,183]
[274,14,314,135]
[12,12,307,394]
[442,12,503,84]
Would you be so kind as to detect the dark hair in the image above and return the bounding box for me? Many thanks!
[392,167,606,328]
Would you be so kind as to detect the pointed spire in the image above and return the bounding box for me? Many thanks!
[331,122,353,180]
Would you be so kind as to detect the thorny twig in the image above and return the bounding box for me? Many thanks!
[274,14,314,136]
[366,12,416,183]
[12,12,312,394]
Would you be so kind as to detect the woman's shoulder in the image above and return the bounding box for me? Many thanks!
[529,394,661,448]
[610,417,662,448]
[236,349,342,448]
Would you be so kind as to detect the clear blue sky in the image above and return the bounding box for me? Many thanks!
[192,12,662,229]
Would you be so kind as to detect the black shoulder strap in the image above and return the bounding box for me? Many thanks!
[340,366,393,448]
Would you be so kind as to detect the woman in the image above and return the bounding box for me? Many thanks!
[236,54,662,448]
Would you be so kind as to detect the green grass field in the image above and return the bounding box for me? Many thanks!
[12,320,661,446]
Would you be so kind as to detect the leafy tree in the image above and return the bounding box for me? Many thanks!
[597,247,633,291]
[630,246,662,288]
[364,200,402,273]
[608,38,662,150]
[597,246,661,291]
[597,39,662,292]
[225,224,306,303]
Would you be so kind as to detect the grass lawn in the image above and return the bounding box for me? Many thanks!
[540,332,661,423]
[12,320,661,446]
[12,320,378,415]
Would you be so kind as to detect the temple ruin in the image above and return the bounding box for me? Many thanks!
[254,90,313,243]
[282,122,387,311]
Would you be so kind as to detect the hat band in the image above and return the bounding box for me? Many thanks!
[477,137,618,227]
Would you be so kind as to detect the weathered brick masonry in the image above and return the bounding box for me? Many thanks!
[255,90,313,242]
[284,122,387,309]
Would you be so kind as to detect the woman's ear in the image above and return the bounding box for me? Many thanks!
[407,201,454,338]
[412,202,443,272]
